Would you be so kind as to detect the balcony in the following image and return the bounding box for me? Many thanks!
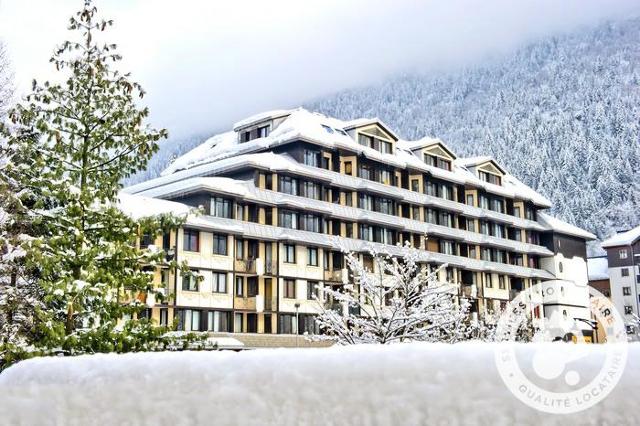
[235,258,257,274]
[324,268,348,284]
[461,284,477,299]
[264,260,278,276]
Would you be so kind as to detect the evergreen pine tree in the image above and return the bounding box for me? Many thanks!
[4,0,184,359]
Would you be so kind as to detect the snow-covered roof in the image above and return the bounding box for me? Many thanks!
[601,225,640,248]
[117,192,191,220]
[342,117,400,140]
[397,137,457,158]
[155,107,552,208]
[587,257,609,281]
[232,109,294,131]
[537,213,597,241]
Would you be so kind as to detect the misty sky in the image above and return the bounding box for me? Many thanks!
[1,0,639,138]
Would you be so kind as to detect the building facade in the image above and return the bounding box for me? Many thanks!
[600,226,640,338]
[124,108,596,342]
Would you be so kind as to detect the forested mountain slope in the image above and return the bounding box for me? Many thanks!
[132,19,639,244]
[308,19,640,241]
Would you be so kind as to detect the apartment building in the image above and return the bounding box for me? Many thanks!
[123,108,596,342]
[600,226,640,339]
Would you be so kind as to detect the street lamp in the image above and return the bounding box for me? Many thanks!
[294,302,301,347]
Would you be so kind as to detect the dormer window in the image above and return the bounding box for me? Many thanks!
[478,170,501,186]
[423,154,451,171]
[321,125,334,134]
[358,134,373,148]
[358,133,394,154]
[257,125,270,138]
[241,131,251,143]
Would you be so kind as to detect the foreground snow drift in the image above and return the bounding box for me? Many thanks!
[0,343,638,425]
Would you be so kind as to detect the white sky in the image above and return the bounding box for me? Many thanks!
[1,0,639,138]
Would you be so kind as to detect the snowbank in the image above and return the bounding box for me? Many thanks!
[0,343,638,425]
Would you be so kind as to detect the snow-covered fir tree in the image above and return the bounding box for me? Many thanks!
[3,0,185,362]
[314,244,486,344]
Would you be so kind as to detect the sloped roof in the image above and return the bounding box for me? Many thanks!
[537,212,597,240]
[601,225,640,248]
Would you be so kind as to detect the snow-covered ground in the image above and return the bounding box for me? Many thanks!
[0,343,638,425]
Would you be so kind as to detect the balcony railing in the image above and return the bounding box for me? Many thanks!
[235,258,257,274]
[264,260,277,276]
[324,269,348,283]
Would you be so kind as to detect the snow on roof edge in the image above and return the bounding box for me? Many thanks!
[601,225,640,248]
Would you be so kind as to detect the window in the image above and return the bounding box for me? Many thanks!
[279,210,298,229]
[440,184,453,201]
[300,214,320,232]
[257,125,270,138]
[499,276,505,289]
[358,193,374,211]
[140,233,153,248]
[358,164,373,180]
[279,313,296,334]
[492,199,504,213]
[183,229,199,252]
[425,208,438,224]
[278,176,298,195]
[321,124,334,134]
[425,181,437,197]
[438,211,453,227]
[466,194,474,206]
[379,169,393,185]
[300,181,321,199]
[211,197,232,218]
[484,273,493,288]
[479,195,490,210]
[303,149,321,167]
[411,205,421,220]
[619,249,628,259]
[411,179,420,192]
[623,286,632,296]
[358,134,373,148]
[513,206,521,218]
[466,219,476,233]
[247,277,258,297]
[284,279,296,299]
[179,309,201,332]
[480,221,490,236]
[212,272,227,293]
[439,240,455,255]
[307,281,319,300]
[424,154,436,167]
[625,306,633,315]
[494,224,505,239]
[359,224,373,241]
[234,313,243,332]
[247,313,258,333]
[235,276,244,296]
[284,244,296,263]
[241,131,251,143]
[344,161,353,176]
[375,197,394,215]
[622,268,630,277]
[481,248,491,261]
[307,247,318,266]
[159,308,168,326]
[212,234,227,255]
[379,140,393,154]
[207,311,230,332]
[559,262,563,273]
[479,171,501,185]
[182,272,199,291]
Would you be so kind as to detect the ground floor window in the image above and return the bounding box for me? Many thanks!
[178,309,201,332]
[279,313,296,334]
[159,308,168,327]
[207,310,231,332]
[234,312,244,333]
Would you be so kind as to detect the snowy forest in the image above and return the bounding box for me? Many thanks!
[131,18,640,246]
[308,19,640,243]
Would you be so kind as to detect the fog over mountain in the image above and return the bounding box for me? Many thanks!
[130,18,640,248]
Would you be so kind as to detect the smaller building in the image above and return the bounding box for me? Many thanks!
[601,226,640,339]
[587,256,610,298]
